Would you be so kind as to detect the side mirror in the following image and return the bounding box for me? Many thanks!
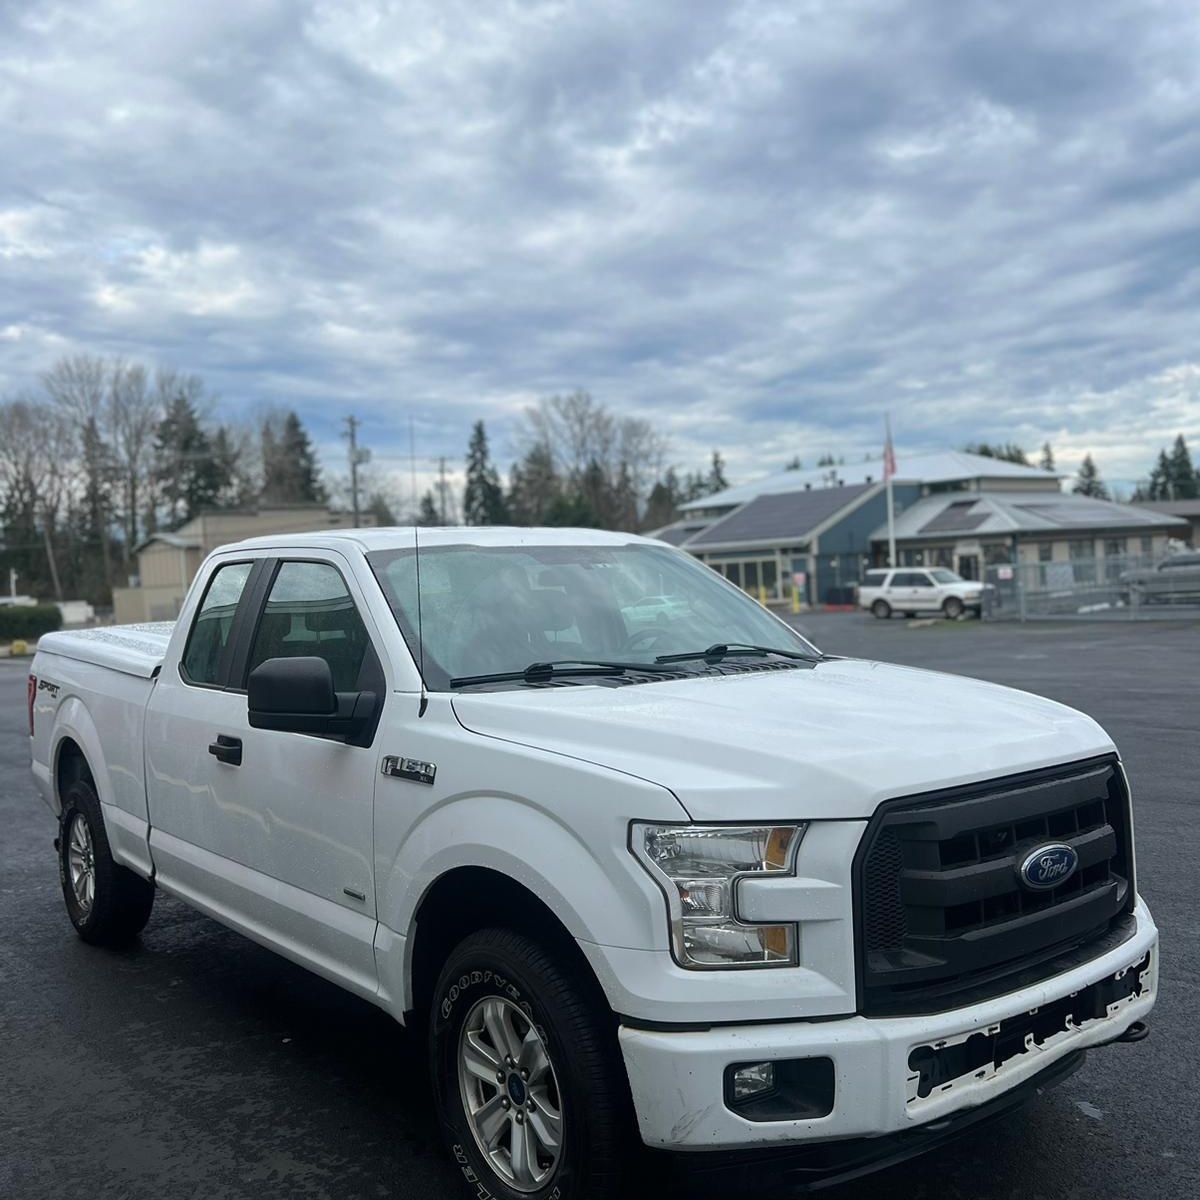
[247,656,376,740]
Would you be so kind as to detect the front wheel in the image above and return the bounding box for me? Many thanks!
[942,596,965,619]
[431,928,631,1200]
[58,778,154,945]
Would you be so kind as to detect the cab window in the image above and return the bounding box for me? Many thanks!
[181,562,254,686]
[245,561,371,692]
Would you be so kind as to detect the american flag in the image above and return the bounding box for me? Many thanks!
[883,417,896,480]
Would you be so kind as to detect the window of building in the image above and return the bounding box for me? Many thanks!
[1038,543,1053,562]
[246,561,371,692]
[1103,537,1127,582]
[1068,539,1096,585]
[1140,535,1153,556]
[181,562,254,686]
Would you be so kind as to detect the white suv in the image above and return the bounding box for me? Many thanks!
[859,567,984,619]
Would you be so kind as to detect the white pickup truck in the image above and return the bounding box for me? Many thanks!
[29,528,1156,1198]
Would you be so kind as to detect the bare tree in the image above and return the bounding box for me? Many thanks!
[519,391,669,525]
[0,396,73,600]
[107,361,159,561]
[41,355,113,589]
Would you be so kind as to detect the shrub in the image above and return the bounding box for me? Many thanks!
[0,604,63,642]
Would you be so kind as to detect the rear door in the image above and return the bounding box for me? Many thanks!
[886,571,922,610]
[145,550,388,1001]
[910,571,941,611]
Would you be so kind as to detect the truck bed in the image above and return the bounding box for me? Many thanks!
[31,622,175,879]
[36,622,175,678]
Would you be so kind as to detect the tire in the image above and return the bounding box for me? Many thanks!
[58,778,154,946]
[431,928,631,1200]
[943,596,965,619]
[871,599,891,619]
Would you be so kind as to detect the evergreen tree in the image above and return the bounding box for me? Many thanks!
[1142,449,1173,500]
[1072,454,1110,499]
[366,492,397,525]
[966,442,1030,465]
[507,442,561,525]
[153,391,222,527]
[462,420,508,525]
[209,426,243,507]
[1039,442,1055,471]
[262,411,325,504]
[1167,434,1198,500]
[417,490,441,525]
[644,467,683,530]
[79,416,118,593]
[705,450,728,494]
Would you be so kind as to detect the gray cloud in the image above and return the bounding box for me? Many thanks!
[2,0,1199,499]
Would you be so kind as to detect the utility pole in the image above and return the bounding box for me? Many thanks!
[437,456,448,524]
[342,416,370,525]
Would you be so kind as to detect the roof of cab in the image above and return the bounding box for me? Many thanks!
[221,526,661,554]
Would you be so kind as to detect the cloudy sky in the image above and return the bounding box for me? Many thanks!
[2,0,1199,503]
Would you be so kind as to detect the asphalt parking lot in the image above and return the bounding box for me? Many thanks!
[2,615,1197,1199]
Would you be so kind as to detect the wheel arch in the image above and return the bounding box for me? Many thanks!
[50,698,110,812]
[405,865,603,1024]
[55,735,94,802]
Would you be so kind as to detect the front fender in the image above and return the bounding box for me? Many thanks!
[376,782,682,1015]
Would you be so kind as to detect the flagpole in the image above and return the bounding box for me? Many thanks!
[887,469,896,568]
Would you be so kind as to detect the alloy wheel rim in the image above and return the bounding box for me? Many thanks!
[457,995,564,1192]
[67,813,95,915]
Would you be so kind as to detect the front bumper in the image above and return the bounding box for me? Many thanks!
[619,898,1157,1150]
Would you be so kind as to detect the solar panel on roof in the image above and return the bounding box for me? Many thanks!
[919,501,990,533]
[1018,504,1129,526]
[687,483,875,546]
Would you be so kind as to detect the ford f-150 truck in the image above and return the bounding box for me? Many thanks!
[29,527,1157,1198]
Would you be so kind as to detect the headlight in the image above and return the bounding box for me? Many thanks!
[631,823,806,969]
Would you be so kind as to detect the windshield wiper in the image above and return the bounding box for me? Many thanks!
[655,642,822,665]
[450,659,681,689]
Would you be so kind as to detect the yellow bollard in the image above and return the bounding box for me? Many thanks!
[791,585,801,614]
[758,584,767,606]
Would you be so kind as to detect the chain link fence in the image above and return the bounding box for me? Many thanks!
[982,554,1200,620]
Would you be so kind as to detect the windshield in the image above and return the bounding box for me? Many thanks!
[928,569,963,583]
[367,541,820,689]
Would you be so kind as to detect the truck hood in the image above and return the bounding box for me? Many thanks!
[451,659,1115,821]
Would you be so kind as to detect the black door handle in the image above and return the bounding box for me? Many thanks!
[208,735,243,766]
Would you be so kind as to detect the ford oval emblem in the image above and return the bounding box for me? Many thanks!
[1018,843,1079,891]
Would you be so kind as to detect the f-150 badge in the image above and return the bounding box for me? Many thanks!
[381,755,437,785]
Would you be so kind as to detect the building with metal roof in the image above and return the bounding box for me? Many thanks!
[651,450,1186,606]
[678,450,1062,515]
[869,491,1187,586]
[1129,498,1200,546]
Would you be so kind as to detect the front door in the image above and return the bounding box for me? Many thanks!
[146,552,388,1001]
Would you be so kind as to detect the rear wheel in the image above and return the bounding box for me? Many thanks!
[871,599,891,619]
[430,928,631,1200]
[943,596,965,619]
[58,778,154,945]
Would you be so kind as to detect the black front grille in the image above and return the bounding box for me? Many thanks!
[855,756,1135,1016]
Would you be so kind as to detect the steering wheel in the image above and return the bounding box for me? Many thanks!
[620,626,669,656]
